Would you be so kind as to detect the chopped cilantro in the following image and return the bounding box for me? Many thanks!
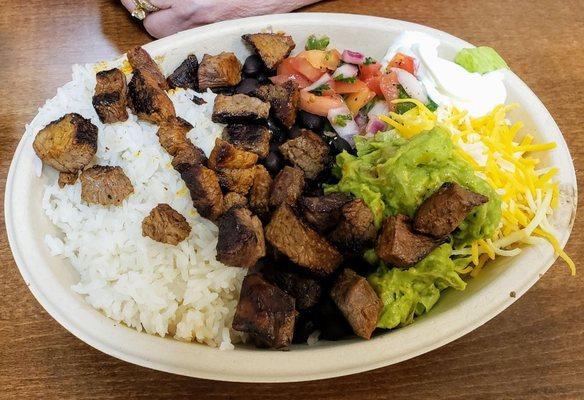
[395,85,416,114]
[309,83,330,96]
[333,114,353,127]
[426,97,439,112]
[306,35,330,51]
[363,57,377,65]
[333,74,357,83]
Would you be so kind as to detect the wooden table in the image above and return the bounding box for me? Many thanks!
[1,0,583,398]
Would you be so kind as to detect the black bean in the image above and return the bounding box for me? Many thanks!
[329,135,355,155]
[318,297,353,341]
[264,150,284,175]
[267,119,288,143]
[257,74,271,84]
[242,55,265,77]
[298,110,325,133]
[293,309,322,344]
[235,78,260,95]
[289,125,303,139]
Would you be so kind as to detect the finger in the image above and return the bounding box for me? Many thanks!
[143,9,187,38]
[120,0,137,12]
[145,0,174,10]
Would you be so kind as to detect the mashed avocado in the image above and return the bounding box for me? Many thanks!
[327,127,502,329]
[328,127,501,246]
[369,243,468,329]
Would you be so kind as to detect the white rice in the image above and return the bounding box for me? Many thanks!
[34,64,246,350]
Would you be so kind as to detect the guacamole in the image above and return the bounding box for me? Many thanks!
[369,243,469,329]
[327,127,502,247]
[327,127,502,329]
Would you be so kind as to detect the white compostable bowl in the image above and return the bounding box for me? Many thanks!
[5,13,577,382]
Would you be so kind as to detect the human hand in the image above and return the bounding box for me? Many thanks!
[121,0,321,38]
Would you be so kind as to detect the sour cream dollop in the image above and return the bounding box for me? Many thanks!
[381,31,507,117]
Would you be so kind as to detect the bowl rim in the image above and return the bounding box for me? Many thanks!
[4,12,578,383]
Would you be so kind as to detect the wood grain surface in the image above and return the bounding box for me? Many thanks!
[1,0,583,398]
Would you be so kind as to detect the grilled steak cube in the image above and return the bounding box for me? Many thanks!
[232,273,297,349]
[262,266,322,310]
[252,81,299,128]
[329,199,377,254]
[376,214,442,268]
[269,166,305,208]
[265,205,343,275]
[157,116,193,156]
[142,203,191,245]
[128,69,176,124]
[181,165,223,221]
[216,207,266,268]
[223,191,248,211]
[217,167,255,195]
[198,52,242,91]
[167,54,198,90]
[414,182,489,237]
[58,171,78,188]
[212,94,270,124]
[242,33,296,69]
[279,129,331,180]
[172,143,208,173]
[222,124,271,158]
[330,269,382,340]
[208,138,258,170]
[92,68,128,123]
[249,165,272,219]
[33,113,98,173]
[127,46,169,90]
[299,192,351,232]
[80,165,134,206]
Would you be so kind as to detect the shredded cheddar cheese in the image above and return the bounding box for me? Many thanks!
[383,100,575,275]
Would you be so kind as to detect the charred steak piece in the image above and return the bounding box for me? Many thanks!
[299,192,351,232]
[33,113,98,173]
[127,46,169,90]
[58,171,78,188]
[249,165,272,219]
[376,214,442,268]
[157,117,207,172]
[413,182,489,237]
[142,203,191,245]
[262,266,322,310]
[216,207,266,268]
[232,273,297,349]
[92,68,128,124]
[223,191,248,211]
[252,81,299,129]
[242,33,296,69]
[216,167,255,195]
[329,199,377,254]
[80,165,134,206]
[265,205,343,275]
[212,94,270,124]
[167,54,199,90]
[279,129,331,180]
[330,269,382,340]
[198,52,242,91]
[181,165,224,221]
[208,138,258,170]
[222,124,271,158]
[128,69,176,124]
[269,166,305,208]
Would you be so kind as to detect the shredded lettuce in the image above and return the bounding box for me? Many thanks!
[455,46,508,74]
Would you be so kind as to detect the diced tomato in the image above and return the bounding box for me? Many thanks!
[379,72,400,110]
[388,52,416,75]
[297,49,341,71]
[277,58,297,76]
[270,74,311,89]
[299,91,345,117]
[332,79,368,94]
[288,56,324,81]
[344,88,376,116]
[359,62,382,81]
[364,76,383,96]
